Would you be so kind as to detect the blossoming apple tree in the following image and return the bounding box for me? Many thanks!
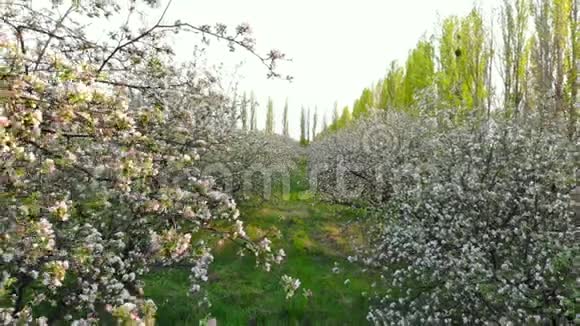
[312,110,577,324]
[0,1,286,324]
[199,130,304,200]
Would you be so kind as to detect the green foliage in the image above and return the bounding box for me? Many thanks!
[501,0,531,112]
[323,8,493,134]
[378,61,405,110]
[437,10,490,112]
[403,39,435,108]
[291,230,316,253]
[352,88,374,119]
[336,106,352,129]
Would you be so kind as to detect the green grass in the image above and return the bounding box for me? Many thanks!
[144,162,379,325]
[144,195,376,325]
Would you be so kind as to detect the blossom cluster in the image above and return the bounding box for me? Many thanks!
[280,274,301,300]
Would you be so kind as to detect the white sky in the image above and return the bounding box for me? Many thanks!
[162,0,501,138]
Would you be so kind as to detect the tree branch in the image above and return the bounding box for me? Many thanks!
[96,0,173,74]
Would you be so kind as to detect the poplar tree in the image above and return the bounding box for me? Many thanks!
[353,88,374,118]
[282,98,289,137]
[567,0,578,138]
[240,92,248,130]
[379,61,406,110]
[501,0,531,114]
[403,40,436,108]
[266,97,275,134]
[437,10,490,112]
[525,0,578,138]
[250,92,257,131]
[336,106,351,129]
[300,106,307,144]
[312,106,318,140]
[332,102,339,127]
[306,107,311,142]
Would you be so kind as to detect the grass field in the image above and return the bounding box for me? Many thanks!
[144,194,377,325]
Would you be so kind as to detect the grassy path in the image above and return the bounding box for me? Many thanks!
[144,196,375,325]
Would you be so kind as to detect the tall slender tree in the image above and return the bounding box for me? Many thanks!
[336,106,351,129]
[462,9,491,111]
[403,39,436,108]
[501,0,531,114]
[567,0,578,138]
[265,97,275,134]
[306,107,311,142]
[228,88,241,127]
[282,98,289,137]
[240,92,248,130]
[380,61,406,110]
[551,0,570,115]
[530,0,556,115]
[437,10,490,112]
[353,88,374,118]
[312,106,318,140]
[333,102,339,124]
[486,13,495,118]
[300,106,307,144]
[249,91,257,131]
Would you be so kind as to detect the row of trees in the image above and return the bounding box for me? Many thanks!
[309,0,578,323]
[299,106,320,145]
[0,1,291,324]
[310,103,577,325]
[238,94,282,135]
[325,0,578,138]
[239,92,259,132]
[237,95,330,144]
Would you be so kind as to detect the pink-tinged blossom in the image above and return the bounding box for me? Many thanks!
[0,116,9,127]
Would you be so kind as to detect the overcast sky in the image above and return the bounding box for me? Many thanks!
[163,0,501,139]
